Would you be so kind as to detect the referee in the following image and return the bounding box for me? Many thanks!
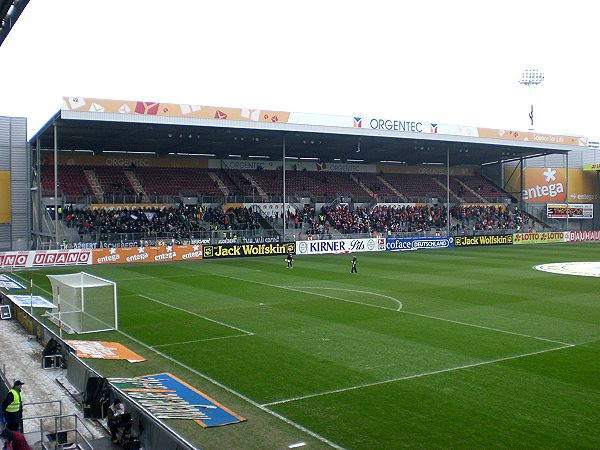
[350,256,357,273]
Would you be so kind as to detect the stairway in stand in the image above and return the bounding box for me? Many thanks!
[83,169,103,199]
[124,170,150,202]
[208,172,230,195]
[241,172,267,197]
[350,174,373,196]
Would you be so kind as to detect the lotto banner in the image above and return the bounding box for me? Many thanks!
[512,232,567,245]
[295,238,385,255]
[93,245,203,265]
[0,171,10,223]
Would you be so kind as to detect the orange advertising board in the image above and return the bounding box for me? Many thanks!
[93,245,202,265]
[504,167,596,203]
[66,340,145,362]
[62,97,291,125]
[0,171,10,223]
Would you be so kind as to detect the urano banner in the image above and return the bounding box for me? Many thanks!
[386,237,454,251]
[202,242,295,259]
[454,234,513,247]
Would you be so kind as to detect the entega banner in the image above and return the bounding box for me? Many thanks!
[454,234,513,247]
[203,242,295,259]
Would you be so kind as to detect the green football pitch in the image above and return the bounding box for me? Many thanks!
[11,243,600,449]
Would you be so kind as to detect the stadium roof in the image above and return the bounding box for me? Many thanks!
[30,97,586,167]
[0,0,29,47]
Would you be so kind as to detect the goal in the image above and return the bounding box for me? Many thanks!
[47,272,118,334]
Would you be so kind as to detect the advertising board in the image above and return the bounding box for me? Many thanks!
[512,232,567,245]
[547,203,593,219]
[386,237,454,251]
[295,238,385,255]
[454,235,513,247]
[567,231,600,243]
[0,250,93,269]
[202,242,295,259]
[93,245,203,265]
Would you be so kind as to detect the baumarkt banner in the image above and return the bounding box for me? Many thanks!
[93,245,203,265]
[567,230,600,243]
[454,235,513,247]
[202,242,295,259]
[512,232,567,245]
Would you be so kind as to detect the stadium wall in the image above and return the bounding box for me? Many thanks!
[0,116,29,251]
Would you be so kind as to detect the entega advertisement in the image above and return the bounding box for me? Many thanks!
[203,242,295,258]
[454,235,513,247]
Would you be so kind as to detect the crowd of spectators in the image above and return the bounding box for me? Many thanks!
[319,205,447,234]
[450,205,532,231]
[65,204,260,237]
[61,202,533,241]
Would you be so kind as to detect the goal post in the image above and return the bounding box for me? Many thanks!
[47,272,118,334]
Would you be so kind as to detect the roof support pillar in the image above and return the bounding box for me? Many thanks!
[282,137,286,241]
[54,122,58,247]
[446,147,450,237]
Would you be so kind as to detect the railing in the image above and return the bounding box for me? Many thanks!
[39,414,95,450]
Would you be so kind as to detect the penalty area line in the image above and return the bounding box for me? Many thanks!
[262,343,574,407]
[152,333,253,348]
[139,294,253,335]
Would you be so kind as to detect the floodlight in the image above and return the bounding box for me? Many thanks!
[519,68,544,130]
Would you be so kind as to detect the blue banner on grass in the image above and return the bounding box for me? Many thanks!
[0,274,26,290]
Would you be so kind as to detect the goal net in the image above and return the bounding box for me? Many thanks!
[47,272,118,334]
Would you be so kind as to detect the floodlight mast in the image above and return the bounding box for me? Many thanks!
[519,68,544,131]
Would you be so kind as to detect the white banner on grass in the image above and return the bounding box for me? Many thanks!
[0,275,26,290]
[296,238,386,255]
[7,295,55,309]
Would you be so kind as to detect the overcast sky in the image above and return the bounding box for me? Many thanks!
[0,0,597,140]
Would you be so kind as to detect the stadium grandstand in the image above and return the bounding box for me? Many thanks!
[0,95,592,251]
[0,0,28,46]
